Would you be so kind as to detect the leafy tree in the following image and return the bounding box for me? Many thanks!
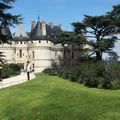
[72,4,120,61]
[0,0,22,43]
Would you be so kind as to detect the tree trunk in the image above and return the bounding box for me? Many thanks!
[96,37,102,61]
[96,51,102,61]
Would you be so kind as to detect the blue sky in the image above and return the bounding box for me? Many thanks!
[10,0,120,32]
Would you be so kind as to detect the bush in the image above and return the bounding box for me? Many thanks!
[43,68,59,76]
[78,63,98,87]
[0,63,22,79]
[99,62,120,89]
[0,64,17,78]
[10,63,23,73]
[68,67,81,82]
[43,61,120,89]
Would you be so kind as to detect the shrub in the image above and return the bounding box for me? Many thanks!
[79,64,98,87]
[43,61,120,89]
[43,68,59,76]
[0,64,17,78]
[10,63,24,73]
[99,62,120,89]
[0,63,22,79]
[68,67,81,82]
[61,68,69,79]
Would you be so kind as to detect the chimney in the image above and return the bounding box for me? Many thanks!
[40,21,46,29]
[49,22,54,29]
[58,23,62,29]
[41,21,46,36]
[31,20,36,30]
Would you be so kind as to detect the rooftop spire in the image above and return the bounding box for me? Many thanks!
[38,16,40,21]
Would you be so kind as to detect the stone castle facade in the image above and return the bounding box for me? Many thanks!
[0,20,89,72]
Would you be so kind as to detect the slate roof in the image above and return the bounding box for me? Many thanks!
[0,20,62,43]
[30,21,62,43]
[30,21,42,39]
[13,37,30,41]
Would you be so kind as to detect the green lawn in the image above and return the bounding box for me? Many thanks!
[0,73,120,120]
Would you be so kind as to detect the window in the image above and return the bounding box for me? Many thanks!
[32,51,35,58]
[19,50,22,58]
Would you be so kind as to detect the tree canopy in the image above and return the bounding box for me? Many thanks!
[72,4,120,61]
[58,31,86,45]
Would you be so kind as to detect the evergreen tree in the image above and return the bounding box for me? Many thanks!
[58,31,86,45]
[0,0,22,43]
[72,4,120,61]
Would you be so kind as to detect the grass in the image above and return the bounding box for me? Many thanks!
[0,73,120,120]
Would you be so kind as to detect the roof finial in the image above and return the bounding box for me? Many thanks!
[38,16,40,21]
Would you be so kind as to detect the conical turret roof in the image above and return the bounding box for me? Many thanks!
[30,21,42,39]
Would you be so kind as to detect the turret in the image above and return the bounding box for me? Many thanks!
[30,21,42,39]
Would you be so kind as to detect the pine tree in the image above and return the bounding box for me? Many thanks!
[0,0,22,43]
